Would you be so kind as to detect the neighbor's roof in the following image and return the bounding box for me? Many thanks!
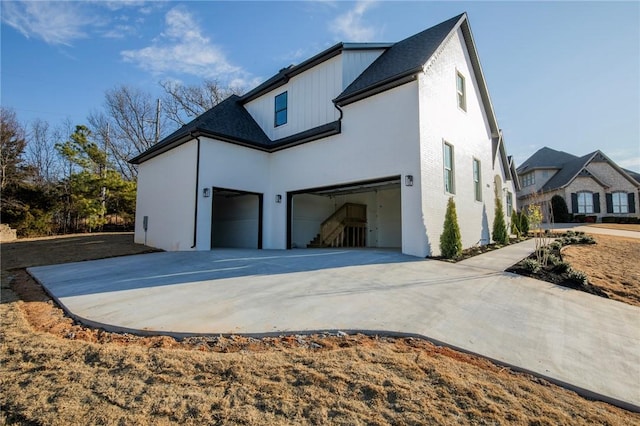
[517,146,640,192]
[516,147,578,174]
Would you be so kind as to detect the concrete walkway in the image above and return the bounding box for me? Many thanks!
[28,240,640,411]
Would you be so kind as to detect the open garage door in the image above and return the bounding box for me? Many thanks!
[287,176,401,249]
[211,187,263,249]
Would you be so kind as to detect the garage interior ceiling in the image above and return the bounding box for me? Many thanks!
[308,179,401,197]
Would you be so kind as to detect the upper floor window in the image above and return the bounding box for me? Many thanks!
[611,192,629,213]
[472,158,481,201]
[521,172,535,187]
[456,71,466,111]
[274,91,287,127]
[444,142,455,194]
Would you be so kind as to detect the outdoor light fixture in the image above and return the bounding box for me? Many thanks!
[203,188,211,198]
[275,194,282,203]
[405,175,414,186]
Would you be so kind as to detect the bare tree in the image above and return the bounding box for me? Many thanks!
[160,79,241,126]
[89,85,165,180]
[25,118,64,184]
[0,107,26,190]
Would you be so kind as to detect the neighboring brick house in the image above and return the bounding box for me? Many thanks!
[130,13,518,257]
[516,147,640,222]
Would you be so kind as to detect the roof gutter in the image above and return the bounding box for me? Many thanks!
[191,132,201,249]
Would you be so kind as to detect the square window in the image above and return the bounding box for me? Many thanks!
[456,72,466,111]
[577,192,594,214]
[274,91,287,127]
[612,192,629,213]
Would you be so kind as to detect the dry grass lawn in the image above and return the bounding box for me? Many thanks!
[562,234,640,307]
[1,233,638,425]
[586,223,640,232]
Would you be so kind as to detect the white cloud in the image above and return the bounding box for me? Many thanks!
[1,1,90,46]
[121,6,253,85]
[329,0,377,42]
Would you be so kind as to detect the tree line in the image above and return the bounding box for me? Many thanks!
[1,80,238,237]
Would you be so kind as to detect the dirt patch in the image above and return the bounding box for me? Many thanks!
[562,234,640,307]
[1,233,638,424]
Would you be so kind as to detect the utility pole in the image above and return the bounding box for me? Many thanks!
[155,98,161,144]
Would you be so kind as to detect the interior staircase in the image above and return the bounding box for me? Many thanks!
[307,203,367,248]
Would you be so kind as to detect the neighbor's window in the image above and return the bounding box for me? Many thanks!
[274,91,288,127]
[521,172,535,187]
[612,192,629,213]
[577,192,594,214]
[444,142,455,194]
[456,71,466,111]
[473,158,482,201]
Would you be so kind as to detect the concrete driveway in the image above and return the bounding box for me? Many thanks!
[28,241,640,411]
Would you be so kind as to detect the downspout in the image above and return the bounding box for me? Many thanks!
[191,132,201,249]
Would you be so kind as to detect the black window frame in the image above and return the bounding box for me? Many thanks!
[274,91,288,127]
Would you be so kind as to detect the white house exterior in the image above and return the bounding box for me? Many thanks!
[131,13,518,257]
[517,147,640,222]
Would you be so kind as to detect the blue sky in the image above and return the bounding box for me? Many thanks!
[1,1,639,169]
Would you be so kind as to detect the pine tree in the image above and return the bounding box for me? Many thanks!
[440,197,462,259]
[510,210,521,237]
[492,196,509,244]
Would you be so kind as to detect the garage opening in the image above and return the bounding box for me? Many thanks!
[287,176,401,249]
[211,187,263,249]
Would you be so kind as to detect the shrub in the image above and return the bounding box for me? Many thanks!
[551,195,570,223]
[567,268,588,285]
[553,261,571,273]
[518,210,529,234]
[549,241,562,251]
[440,197,462,259]
[510,210,521,237]
[492,197,509,245]
[522,258,541,273]
[547,253,561,266]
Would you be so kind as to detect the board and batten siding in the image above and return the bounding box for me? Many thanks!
[341,49,386,89]
[244,55,343,141]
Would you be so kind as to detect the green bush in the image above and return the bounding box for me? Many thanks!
[518,210,529,234]
[551,195,570,223]
[439,197,462,259]
[567,268,588,285]
[492,197,509,245]
[553,261,571,273]
[510,210,521,236]
[522,258,541,273]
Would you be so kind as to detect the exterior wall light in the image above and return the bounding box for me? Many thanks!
[203,188,211,198]
[405,175,414,186]
[275,194,282,203]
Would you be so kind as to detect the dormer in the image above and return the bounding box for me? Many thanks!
[241,43,390,141]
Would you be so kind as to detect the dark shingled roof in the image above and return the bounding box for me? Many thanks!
[334,13,465,105]
[131,13,488,165]
[540,152,596,191]
[130,95,270,164]
[518,146,640,192]
[516,147,578,174]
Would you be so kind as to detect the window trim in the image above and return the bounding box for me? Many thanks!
[456,71,466,111]
[274,91,288,127]
[443,141,455,194]
[612,191,629,214]
[577,191,594,214]
[472,158,482,202]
